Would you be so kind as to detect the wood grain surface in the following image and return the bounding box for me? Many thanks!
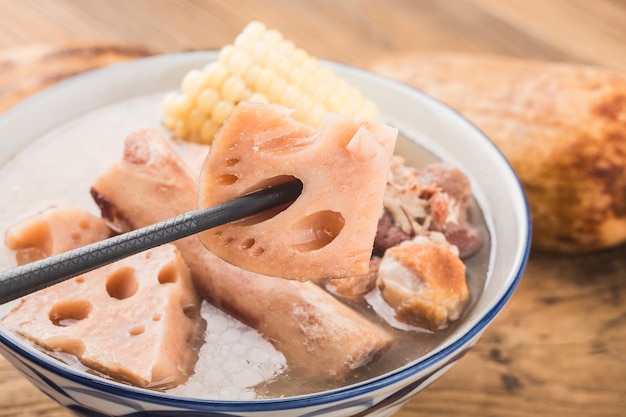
[0,1,625,416]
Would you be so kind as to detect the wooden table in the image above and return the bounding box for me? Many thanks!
[0,1,625,416]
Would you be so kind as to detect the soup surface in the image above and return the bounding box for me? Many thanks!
[0,93,491,399]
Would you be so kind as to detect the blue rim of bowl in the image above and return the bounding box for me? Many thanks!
[0,52,532,412]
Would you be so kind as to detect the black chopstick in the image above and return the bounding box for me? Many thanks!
[0,179,303,304]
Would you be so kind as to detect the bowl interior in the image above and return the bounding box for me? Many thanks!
[0,51,531,404]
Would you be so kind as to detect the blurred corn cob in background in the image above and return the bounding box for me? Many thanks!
[162,21,379,144]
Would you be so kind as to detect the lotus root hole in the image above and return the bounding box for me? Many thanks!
[71,232,81,243]
[223,236,234,246]
[183,303,200,319]
[129,325,145,336]
[152,313,162,322]
[74,276,85,283]
[49,300,92,327]
[252,247,265,256]
[217,174,238,185]
[224,157,240,166]
[12,220,52,262]
[291,211,345,252]
[78,219,90,229]
[240,238,255,250]
[106,266,139,299]
[158,263,178,284]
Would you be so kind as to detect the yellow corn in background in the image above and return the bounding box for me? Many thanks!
[162,21,379,144]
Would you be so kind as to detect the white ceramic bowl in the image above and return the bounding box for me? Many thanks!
[0,52,531,417]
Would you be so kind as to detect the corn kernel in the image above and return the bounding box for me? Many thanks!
[344,97,363,115]
[173,94,192,118]
[197,89,220,115]
[254,67,277,93]
[241,21,266,39]
[317,67,333,83]
[263,29,283,49]
[252,42,274,64]
[228,51,254,77]
[221,76,247,102]
[277,39,296,57]
[218,45,235,65]
[275,57,295,78]
[200,120,220,143]
[267,77,288,102]
[248,92,269,104]
[212,100,235,124]
[174,120,188,138]
[162,92,178,117]
[233,33,255,51]
[313,83,333,103]
[181,69,205,98]
[204,63,229,90]
[241,88,252,100]
[293,95,314,120]
[326,93,347,113]
[291,48,309,66]
[162,115,176,130]
[301,57,320,75]
[186,109,205,131]
[288,68,307,87]
[320,77,341,100]
[245,64,263,87]
[307,104,327,127]
[280,85,302,109]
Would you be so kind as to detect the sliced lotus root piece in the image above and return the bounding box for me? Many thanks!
[198,102,397,280]
[2,244,205,389]
[5,207,113,265]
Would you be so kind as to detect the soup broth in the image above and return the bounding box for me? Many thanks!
[0,93,490,399]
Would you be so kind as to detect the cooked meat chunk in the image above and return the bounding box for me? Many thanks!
[382,156,482,258]
[429,221,483,259]
[414,163,472,205]
[373,210,412,257]
[377,239,469,330]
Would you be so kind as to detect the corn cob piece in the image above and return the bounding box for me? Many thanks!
[162,21,379,144]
